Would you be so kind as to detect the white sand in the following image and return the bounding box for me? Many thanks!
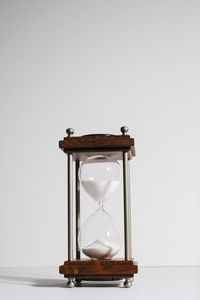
[82,238,120,259]
[81,180,119,203]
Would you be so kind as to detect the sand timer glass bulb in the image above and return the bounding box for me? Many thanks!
[78,155,122,259]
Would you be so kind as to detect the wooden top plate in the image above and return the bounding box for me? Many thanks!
[59,134,135,161]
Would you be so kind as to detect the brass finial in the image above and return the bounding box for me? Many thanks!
[120,126,129,135]
[66,128,74,137]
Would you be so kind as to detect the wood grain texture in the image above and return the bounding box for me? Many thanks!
[62,135,134,148]
[59,259,138,279]
[59,134,135,161]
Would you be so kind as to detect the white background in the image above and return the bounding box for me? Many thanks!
[0,0,200,267]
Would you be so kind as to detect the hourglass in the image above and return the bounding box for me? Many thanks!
[79,155,122,260]
[59,127,138,288]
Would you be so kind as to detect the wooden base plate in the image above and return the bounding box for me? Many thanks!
[59,259,138,280]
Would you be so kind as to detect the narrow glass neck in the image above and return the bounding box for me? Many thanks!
[98,200,104,210]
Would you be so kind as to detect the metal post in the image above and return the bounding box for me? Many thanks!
[127,159,132,258]
[123,151,131,260]
[67,153,73,261]
[75,160,80,259]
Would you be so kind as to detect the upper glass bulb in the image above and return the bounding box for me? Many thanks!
[79,155,121,205]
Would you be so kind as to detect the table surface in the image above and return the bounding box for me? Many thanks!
[0,266,199,300]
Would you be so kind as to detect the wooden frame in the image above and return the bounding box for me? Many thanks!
[58,130,138,288]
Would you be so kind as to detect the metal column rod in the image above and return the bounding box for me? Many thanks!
[127,159,132,258]
[67,153,73,261]
[123,151,132,260]
[75,160,80,259]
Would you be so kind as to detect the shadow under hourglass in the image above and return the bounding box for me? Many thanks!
[0,270,66,288]
[0,270,123,288]
[74,279,123,288]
